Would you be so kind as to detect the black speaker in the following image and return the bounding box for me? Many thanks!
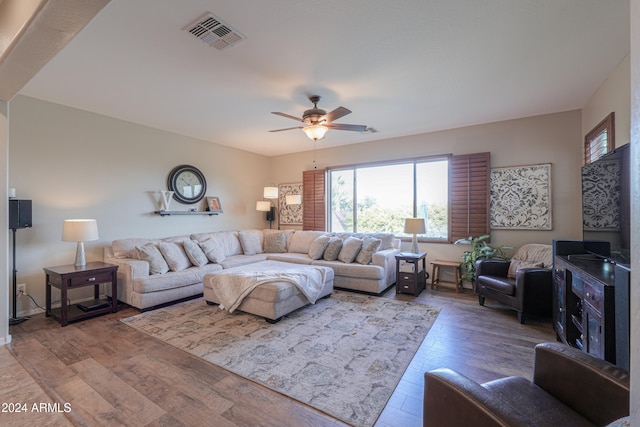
[266,207,275,221]
[9,199,32,229]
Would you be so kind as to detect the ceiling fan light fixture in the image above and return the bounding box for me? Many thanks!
[303,124,328,141]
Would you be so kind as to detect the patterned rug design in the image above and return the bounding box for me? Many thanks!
[121,291,440,427]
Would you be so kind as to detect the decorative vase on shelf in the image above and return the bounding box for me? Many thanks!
[160,190,174,211]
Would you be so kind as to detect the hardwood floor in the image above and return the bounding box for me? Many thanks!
[5,287,556,427]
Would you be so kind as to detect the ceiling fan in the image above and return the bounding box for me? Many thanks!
[270,95,367,141]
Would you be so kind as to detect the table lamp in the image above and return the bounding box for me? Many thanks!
[404,218,425,254]
[62,219,99,267]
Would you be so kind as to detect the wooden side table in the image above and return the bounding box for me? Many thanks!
[430,259,462,293]
[395,252,428,296]
[44,261,118,326]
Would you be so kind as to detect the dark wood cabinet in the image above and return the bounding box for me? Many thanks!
[553,254,617,364]
[395,252,427,296]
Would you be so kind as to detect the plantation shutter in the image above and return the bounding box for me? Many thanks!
[302,169,326,231]
[449,152,490,242]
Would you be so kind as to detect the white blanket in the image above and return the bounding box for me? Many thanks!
[209,268,326,313]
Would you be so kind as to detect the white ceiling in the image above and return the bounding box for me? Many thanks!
[18,0,630,157]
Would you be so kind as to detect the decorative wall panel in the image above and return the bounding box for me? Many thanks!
[278,182,303,226]
[490,163,552,230]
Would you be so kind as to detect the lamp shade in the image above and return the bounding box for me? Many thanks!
[404,218,425,235]
[303,124,328,141]
[256,201,271,212]
[285,194,302,205]
[263,186,278,199]
[62,219,99,242]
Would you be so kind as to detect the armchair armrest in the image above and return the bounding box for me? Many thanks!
[533,343,629,425]
[423,368,530,427]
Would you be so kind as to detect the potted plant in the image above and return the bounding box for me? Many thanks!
[454,235,512,282]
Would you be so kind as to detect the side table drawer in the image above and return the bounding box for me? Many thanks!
[69,270,113,287]
[583,281,603,314]
[397,276,415,293]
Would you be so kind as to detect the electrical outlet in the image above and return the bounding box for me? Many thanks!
[17,283,26,296]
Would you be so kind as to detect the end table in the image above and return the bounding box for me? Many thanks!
[44,261,118,326]
[395,252,428,296]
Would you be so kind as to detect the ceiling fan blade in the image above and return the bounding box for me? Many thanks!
[324,106,351,123]
[272,112,304,122]
[327,123,367,132]
[269,126,304,132]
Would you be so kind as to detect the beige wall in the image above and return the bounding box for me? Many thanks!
[8,95,272,317]
[582,53,631,148]
[272,110,584,264]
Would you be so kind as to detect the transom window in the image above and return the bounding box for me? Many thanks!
[328,157,449,239]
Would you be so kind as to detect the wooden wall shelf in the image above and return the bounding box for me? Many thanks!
[154,211,219,216]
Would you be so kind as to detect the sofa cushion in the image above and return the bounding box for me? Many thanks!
[323,237,343,261]
[191,231,243,256]
[183,240,209,267]
[136,244,169,275]
[220,254,269,269]
[288,230,326,253]
[263,231,287,253]
[355,236,381,265]
[239,230,263,255]
[338,237,363,263]
[312,259,384,280]
[158,242,192,272]
[266,253,314,265]
[133,263,222,294]
[199,240,226,263]
[308,235,331,260]
[508,260,544,279]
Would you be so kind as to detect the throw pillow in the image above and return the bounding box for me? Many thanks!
[182,239,209,267]
[323,237,343,261]
[288,231,325,253]
[308,235,331,260]
[238,230,263,255]
[158,242,192,272]
[199,240,226,263]
[136,244,169,275]
[355,236,381,265]
[338,236,363,263]
[507,259,544,278]
[263,231,287,253]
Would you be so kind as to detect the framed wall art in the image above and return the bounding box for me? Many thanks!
[278,182,303,226]
[206,197,223,213]
[490,163,552,230]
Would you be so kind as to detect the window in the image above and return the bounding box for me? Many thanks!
[584,112,615,164]
[328,157,449,240]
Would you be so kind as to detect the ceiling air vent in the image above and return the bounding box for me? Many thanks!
[184,13,245,50]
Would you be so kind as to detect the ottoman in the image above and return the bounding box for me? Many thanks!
[203,260,334,322]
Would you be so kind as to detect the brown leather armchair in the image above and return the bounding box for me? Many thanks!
[423,342,630,427]
[475,243,553,324]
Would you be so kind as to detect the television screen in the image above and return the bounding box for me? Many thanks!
[582,143,630,266]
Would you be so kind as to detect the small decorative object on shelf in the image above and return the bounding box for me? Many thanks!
[159,190,174,211]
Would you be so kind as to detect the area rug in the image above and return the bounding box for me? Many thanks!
[121,291,440,427]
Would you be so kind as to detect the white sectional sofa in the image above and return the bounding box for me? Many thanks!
[104,229,401,311]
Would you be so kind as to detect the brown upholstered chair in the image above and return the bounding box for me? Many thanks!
[423,342,629,427]
[475,243,553,324]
